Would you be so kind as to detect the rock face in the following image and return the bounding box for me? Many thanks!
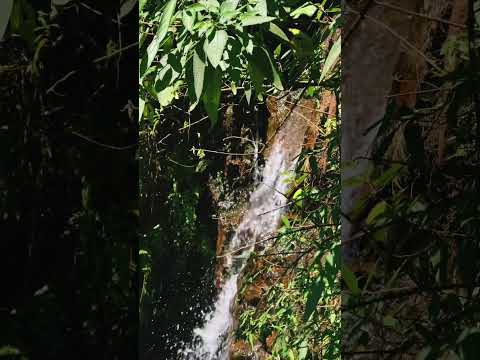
[340,0,454,264]
[210,91,327,358]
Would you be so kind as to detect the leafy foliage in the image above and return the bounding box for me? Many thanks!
[140,0,342,358]
[139,0,340,126]
[1,1,137,358]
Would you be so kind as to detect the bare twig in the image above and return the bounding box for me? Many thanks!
[374,0,467,29]
[71,131,136,151]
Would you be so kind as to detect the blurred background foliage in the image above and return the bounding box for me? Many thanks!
[1,1,137,359]
[341,1,480,358]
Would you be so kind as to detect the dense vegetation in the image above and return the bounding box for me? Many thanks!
[1,1,137,358]
[139,0,341,358]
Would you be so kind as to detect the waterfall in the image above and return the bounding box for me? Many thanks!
[179,102,308,360]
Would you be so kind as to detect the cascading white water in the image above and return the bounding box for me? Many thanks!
[179,148,296,359]
[179,105,307,360]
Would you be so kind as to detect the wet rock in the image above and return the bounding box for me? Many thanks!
[230,340,253,360]
[242,280,267,307]
[230,340,270,360]
[252,342,270,360]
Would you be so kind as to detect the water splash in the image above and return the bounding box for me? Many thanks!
[179,112,307,359]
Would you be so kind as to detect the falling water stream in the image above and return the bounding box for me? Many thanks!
[178,107,307,360]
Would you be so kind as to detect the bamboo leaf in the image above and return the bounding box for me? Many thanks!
[366,201,388,225]
[320,36,340,82]
[259,46,283,90]
[269,23,290,43]
[139,97,145,122]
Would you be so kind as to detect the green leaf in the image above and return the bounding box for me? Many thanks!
[288,349,295,360]
[269,22,290,43]
[204,30,228,68]
[200,0,220,12]
[415,347,431,360]
[320,36,340,82]
[342,264,360,296]
[383,315,397,327]
[299,346,308,360]
[366,201,388,225]
[372,163,403,188]
[254,0,268,16]
[281,216,290,227]
[157,85,176,107]
[240,14,275,26]
[193,50,206,101]
[248,46,283,94]
[141,0,177,77]
[291,30,314,59]
[182,9,195,31]
[220,0,240,15]
[291,4,318,19]
[0,0,13,41]
[139,97,145,122]
[202,66,222,126]
[119,0,137,19]
[304,277,324,320]
[259,46,283,90]
[52,0,73,4]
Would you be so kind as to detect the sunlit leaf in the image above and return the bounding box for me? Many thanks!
[220,0,240,15]
[204,29,228,68]
[240,14,275,26]
[291,4,318,19]
[259,46,283,90]
[320,36,340,82]
[366,200,388,225]
[139,97,145,122]
[254,0,268,16]
[141,0,177,77]
[182,9,195,31]
[269,23,290,43]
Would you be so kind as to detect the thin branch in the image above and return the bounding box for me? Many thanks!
[93,42,139,63]
[374,0,467,29]
[362,12,445,74]
[71,130,136,151]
